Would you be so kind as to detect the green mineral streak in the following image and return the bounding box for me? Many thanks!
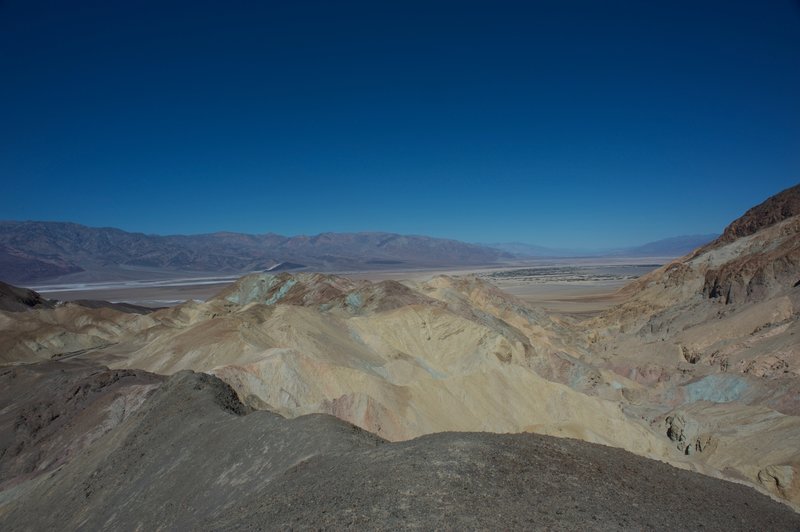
[266,279,296,305]
[226,274,281,305]
[345,292,363,309]
[684,374,749,403]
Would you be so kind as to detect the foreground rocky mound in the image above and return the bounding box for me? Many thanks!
[0,361,796,531]
[0,361,163,489]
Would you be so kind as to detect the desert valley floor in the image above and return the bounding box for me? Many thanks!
[29,258,662,316]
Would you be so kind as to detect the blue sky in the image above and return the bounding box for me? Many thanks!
[2,1,799,248]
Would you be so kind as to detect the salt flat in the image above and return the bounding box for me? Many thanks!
[33,258,668,314]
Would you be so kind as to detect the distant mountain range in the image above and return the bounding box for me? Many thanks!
[0,221,717,284]
[0,221,512,284]
[484,234,718,259]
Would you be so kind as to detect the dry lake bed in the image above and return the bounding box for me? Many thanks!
[32,259,667,316]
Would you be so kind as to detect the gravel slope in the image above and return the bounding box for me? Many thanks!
[1,361,797,531]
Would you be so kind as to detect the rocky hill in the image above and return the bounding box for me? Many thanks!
[711,183,800,246]
[0,281,55,312]
[583,183,800,504]
[1,361,796,530]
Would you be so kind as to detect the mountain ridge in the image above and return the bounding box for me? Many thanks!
[0,220,720,285]
[484,234,718,258]
[0,221,512,284]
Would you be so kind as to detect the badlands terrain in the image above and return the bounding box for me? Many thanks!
[0,184,799,528]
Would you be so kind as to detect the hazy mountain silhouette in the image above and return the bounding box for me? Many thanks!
[0,221,512,283]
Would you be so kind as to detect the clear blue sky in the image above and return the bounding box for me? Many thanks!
[2,1,799,248]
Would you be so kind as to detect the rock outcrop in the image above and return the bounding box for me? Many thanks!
[0,281,54,312]
[710,183,800,246]
[702,216,800,304]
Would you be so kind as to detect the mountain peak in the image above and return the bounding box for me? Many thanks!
[717,183,800,245]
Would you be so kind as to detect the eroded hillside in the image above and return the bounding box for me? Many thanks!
[1,184,799,512]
